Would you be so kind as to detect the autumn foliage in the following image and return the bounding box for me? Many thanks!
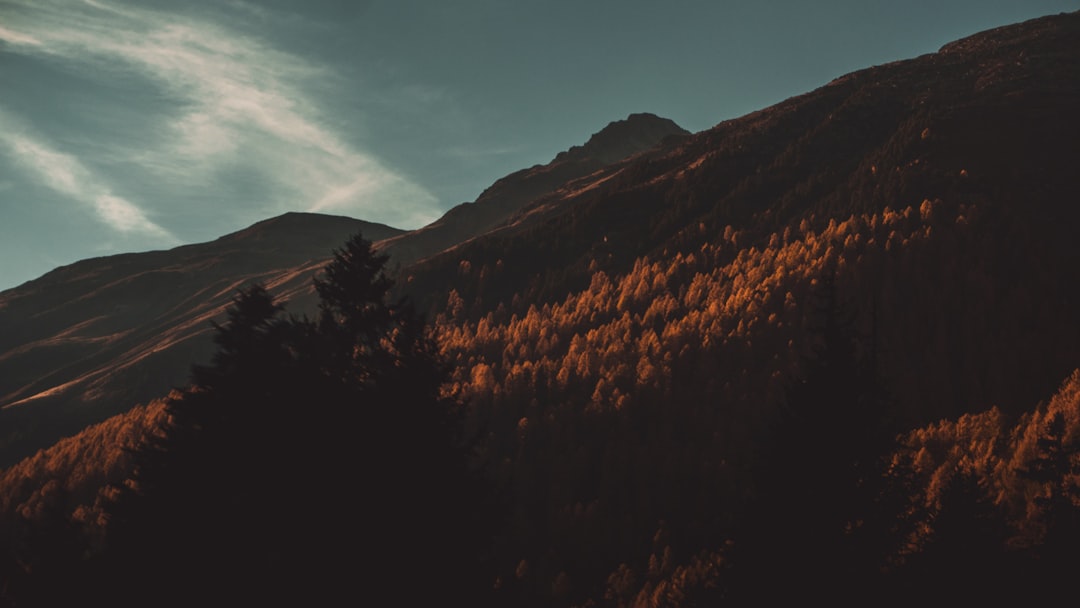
[2,11,1080,606]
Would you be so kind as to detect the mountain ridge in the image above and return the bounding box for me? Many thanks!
[375,112,690,267]
[399,9,1080,311]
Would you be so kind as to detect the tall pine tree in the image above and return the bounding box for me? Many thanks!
[88,232,501,607]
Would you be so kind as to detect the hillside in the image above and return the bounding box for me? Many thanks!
[0,213,402,466]
[399,9,1080,424]
[1,9,1080,608]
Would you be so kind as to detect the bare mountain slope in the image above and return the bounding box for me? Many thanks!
[0,213,402,466]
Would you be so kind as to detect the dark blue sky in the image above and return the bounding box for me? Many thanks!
[0,0,1075,290]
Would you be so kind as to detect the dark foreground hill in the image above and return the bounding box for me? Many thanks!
[1,9,1080,608]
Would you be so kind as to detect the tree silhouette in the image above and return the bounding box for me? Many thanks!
[88,232,501,607]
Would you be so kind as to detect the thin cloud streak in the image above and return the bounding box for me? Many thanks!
[0,0,440,229]
[0,24,42,46]
[0,117,176,241]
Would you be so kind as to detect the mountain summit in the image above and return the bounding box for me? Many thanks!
[375,113,689,266]
[553,112,690,164]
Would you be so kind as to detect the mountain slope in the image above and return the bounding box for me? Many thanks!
[404,9,1080,305]
[398,9,1080,419]
[0,116,690,468]
[403,12,1080,603]
[2,10,1080,608]
[0,213,402,466]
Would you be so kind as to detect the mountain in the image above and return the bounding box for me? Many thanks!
[375,112,689,267]
[0,213,402,466]
[385,9,1080,602]
[398,9,1080,424]
[0,115,689,468]
[3,9,1080,607]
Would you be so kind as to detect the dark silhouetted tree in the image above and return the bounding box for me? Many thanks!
[88,233,501,607]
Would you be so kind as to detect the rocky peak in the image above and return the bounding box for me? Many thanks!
[554,112,690,165]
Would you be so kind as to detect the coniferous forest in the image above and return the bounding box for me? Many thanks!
[2,10,1080,608]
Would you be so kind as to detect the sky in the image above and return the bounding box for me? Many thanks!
[0,0,1076,291]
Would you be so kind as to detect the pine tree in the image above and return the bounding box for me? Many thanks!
[88,232,501,607]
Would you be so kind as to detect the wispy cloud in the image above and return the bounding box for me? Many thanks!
[0,24,42,46]
[0,0,440,230]
[0,109,176,241]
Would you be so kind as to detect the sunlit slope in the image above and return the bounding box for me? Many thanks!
[401,10,1080,335]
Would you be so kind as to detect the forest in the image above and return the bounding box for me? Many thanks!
[3,208,1080,606]
[1,9,1080,607]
